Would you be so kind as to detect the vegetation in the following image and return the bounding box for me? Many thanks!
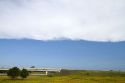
[6,67,29,79]
[7,67,20,79]
[20,69,29,79]
[0,70,124,83]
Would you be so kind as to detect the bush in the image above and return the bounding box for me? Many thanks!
[47,74,53,77]
[60,69,71,76]
[7,67,20,79]
[20,69,29,79]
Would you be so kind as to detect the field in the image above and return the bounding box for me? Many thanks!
[0,70,125,83]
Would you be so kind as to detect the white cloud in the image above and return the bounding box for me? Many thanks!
[0,0,125,42]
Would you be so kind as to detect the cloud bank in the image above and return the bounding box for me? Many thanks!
[0,0,125,42]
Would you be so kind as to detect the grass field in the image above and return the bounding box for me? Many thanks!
[0,70,125,83]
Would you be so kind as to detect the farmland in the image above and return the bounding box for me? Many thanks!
[0,70,125,83]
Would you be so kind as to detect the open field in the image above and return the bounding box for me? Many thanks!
[0,70,125,83]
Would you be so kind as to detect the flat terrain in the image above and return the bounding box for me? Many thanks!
[0,70,125,83]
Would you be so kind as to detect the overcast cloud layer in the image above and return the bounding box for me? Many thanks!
[0,0,125,42]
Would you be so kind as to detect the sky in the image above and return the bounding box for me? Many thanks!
[0,0,125,70]
[0,0,125,41]
[0,39,125,70]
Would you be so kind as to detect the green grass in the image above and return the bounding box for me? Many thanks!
[0,70,125,83]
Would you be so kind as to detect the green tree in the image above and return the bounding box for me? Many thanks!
[7,67,20,79]
[20,69,29,79]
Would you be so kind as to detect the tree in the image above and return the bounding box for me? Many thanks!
[30,66,35,68]
[20,69,29,79]
[7,67,20,79]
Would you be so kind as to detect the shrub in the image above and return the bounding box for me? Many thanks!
[7,67,20,79]
[20,69,29,79]
[47,74,53,77]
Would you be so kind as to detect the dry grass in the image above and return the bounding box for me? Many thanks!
[0,70,125,83]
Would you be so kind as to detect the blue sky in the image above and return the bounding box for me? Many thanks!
[0,39,125,70]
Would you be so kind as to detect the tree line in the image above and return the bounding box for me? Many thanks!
[7,67,29,79]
